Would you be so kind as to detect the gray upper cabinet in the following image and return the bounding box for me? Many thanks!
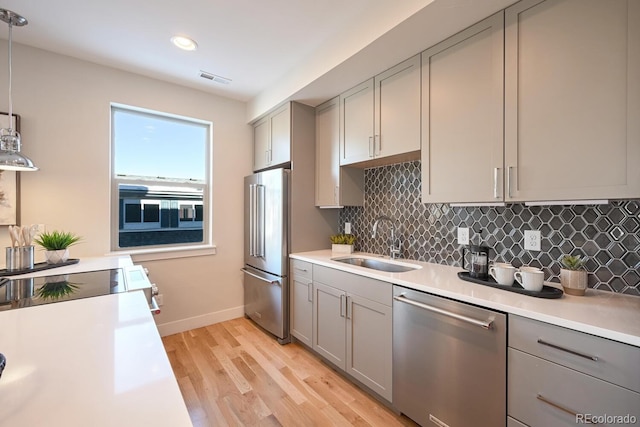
[421,12,504,204]
[253,103,291,171]
[339,79,373,165]
[339,55,421,167]
[504,0,640,202]
[315,97,364,207]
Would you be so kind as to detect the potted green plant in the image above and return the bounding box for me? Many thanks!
[560,255,588,296]
[330,233,356,254]
[34,230,82,264]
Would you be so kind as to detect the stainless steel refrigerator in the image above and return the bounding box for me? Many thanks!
[242,168,290,343]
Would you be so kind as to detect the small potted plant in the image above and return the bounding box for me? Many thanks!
[560,255,588,296]
[330,233,356,254]
[34,230,82,264]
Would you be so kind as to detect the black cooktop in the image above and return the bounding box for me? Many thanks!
[0,269,125,311]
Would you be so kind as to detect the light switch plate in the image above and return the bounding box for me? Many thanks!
[524,230,541,251]
[457,227,470,245]
[344,222,351,234]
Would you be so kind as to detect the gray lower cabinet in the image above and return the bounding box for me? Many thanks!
[290,260,313,347]
[508,315,640,427]
[312,265,393,401]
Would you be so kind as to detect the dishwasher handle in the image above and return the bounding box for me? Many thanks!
[394,294,494,330]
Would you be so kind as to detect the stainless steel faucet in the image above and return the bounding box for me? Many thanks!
[372,215,401,259]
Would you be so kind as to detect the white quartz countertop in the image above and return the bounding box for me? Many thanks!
[4,255,134,279]
[0,291,192,426]
[290,250,640,347]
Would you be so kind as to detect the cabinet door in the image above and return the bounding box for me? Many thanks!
[374,54,421,160]
[505,0,640,201]
[291,276,313,347]
[509,348,640,427]
[346,293,392,402]
[340,79,374,165]
[421,12,504,203]
[270,103,291,167]
[313,281,346,370]
[253,116,270,171]
[316,97,340,206]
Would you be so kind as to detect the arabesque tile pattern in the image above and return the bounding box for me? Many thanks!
[339,161,640,295]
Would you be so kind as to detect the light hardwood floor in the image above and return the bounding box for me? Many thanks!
[162,317,419,427]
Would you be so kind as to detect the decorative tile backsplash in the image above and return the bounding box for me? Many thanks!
[339,161,640,295]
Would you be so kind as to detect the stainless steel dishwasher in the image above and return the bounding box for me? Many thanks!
[393,285,506,427]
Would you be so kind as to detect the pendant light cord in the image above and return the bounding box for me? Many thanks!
[7,19,13,131]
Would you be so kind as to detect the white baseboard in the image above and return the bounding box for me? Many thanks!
[156,305,245,337]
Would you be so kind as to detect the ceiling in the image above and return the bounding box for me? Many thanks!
[0,0,517,121]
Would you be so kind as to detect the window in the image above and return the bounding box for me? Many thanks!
[111,104,212,253]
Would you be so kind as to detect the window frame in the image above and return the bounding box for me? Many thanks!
[109,103,214,259]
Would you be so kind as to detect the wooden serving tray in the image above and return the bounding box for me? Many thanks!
[457,271,563,299]
[0,259,80,277]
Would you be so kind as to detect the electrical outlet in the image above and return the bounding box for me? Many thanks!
[524,230,541,251]
[457,227,470,245]
[155,294,164,306]
[344,222,352,234]
[36,224,46,233]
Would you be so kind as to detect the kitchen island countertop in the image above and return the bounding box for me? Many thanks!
[0,289,191,426]
[290,250,640,347]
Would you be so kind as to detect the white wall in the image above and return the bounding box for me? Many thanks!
[0,43,252,334]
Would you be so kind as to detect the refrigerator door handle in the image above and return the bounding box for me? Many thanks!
[241,268,281,286]
[249,184,256,256]
[255,184,266,257]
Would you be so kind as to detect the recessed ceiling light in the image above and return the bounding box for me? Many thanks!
[171,35,198,51]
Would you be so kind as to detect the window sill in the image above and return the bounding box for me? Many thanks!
[108,244,217,262]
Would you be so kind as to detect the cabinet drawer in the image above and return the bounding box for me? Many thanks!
[290,259,312,281]
[313,265,391,306]
[509,315,640,393]
[509,349,640,427]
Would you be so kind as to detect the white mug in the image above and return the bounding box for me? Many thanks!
[514,270,544,292]
[490,262,513,268]
[489,265,516,286]
[519,266,542,273]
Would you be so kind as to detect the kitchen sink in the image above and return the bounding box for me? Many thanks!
[332,256,421,273]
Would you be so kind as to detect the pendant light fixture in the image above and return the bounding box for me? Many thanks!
[0,9,37,171]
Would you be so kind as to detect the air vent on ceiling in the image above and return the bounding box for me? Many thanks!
[199,70,232,85]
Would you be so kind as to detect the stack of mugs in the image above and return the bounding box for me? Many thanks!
[488,262,544,292]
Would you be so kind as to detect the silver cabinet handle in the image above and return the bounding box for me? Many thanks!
[346,295,352,319]
[507,166,513,198]
[368,136,373,158]
[537,339,599,361]
[308,283,313,302]
[294,267,308,272]
[493,167,500,199]
[393,294,493,329]
[536,394,597,423]
[340,294,346,317]
[241,269,280,286]
[375,134,381,154]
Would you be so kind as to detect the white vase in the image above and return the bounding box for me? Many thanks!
[45,249,69,264]
[331,244,354,254]
[560,268,588,296]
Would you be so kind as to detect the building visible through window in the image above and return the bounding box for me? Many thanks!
[111,104,211,250]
